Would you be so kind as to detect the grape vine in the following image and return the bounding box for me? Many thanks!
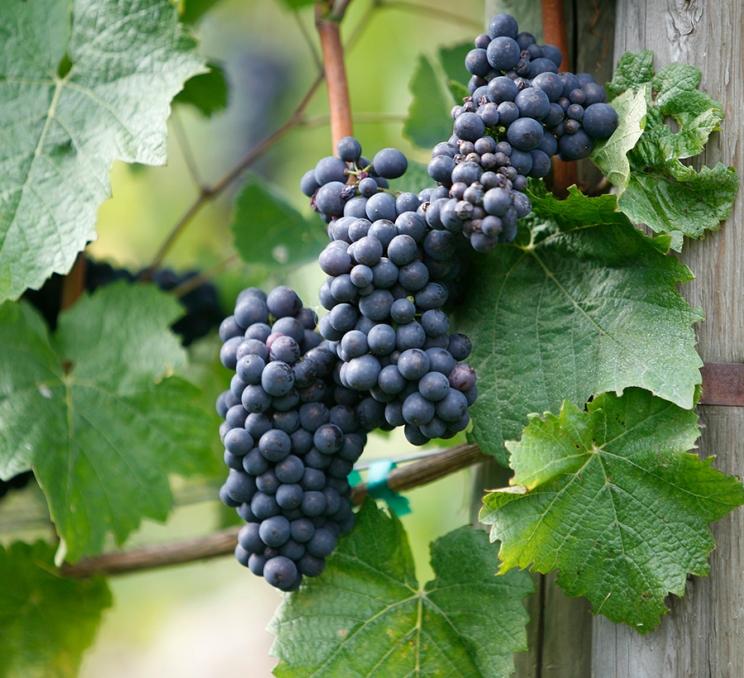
[0,2,741,676]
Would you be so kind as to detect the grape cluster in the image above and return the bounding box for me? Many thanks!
[24,258,224,345]
[300,136,409,223]
[426,12,618,251]
[309,141,478,446]
[217,286,366,591]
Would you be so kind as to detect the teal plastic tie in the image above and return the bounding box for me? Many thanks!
[364,460,411,517]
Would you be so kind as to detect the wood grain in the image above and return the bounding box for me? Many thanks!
[592,3,744,676]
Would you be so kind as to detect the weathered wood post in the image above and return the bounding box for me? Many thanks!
[591,3,744,676]
[477,2,742,676]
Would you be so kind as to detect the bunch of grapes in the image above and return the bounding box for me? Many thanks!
[217,286,367,591]
[297,138,476,445]
[220,13,621,588]
[300,136,411,223]
[426,12,619,251]
[24,258,224,345]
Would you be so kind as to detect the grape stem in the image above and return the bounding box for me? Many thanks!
[60,253,87,309]
[316,1,354,149]
[540,0,578,195]
[60,443,486,578]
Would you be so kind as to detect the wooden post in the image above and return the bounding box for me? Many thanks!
[591,3,744,675]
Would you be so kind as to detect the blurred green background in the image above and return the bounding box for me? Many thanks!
[0,0,487,675]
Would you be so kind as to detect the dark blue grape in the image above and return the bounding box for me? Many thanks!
[530,150,552,178]
[465,48,490,76]
[396,192,420,214]
[243,449,269,475]
[583,103,618,139]
[364,192,397,222]
[344,355,382,390]
[301,491,327,517]
[258,429,291,462]
[301,468,326,492]
[274,455,305,484]
[372,148,408,179]
[488,12,519,39]
[558,129,593,160]
[359,289,393,321]
[256,470,279,495]
[315,181,346,217]
[448,333,472,360]
[368,220,397,249]
[263,556,298,591]
[298,554,325,577]
[300,170,319,197]
[428,155,456,185]
[315,156,347,184]
[343,196,368,218]
[398,349,431,380]
[418,371,450,402]
[225,428,254,456]
[251,492,279,519]
[454,112,486,142]
[402,393,436,426]
[261,361,295,397]
[358,176,378,198]
[436,389,469,422]
[506,117,544,151]
[367,324,396,356]
[337,136,362,162]
[486,35,520,70]
[306,528,338,558]
[353,235,384,266]
[396,321,426,350]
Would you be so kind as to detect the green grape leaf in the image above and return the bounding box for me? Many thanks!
[231,176,326,269]
[0,284,218,561]
[271,500,533,677]
[591,85,648,189]
[481,389,744,632]
[175,61,229,117]
[607,49,654,98]
[529,185,632,231]
[0,0,205,302]
[632,63,723,165]
[599,52,738,246]
[457,191,702,462]
[0,541,111,678]
[620,162,738,248]
[403,55,453,148]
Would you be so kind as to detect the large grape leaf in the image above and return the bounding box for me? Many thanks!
[271,500,533,677]
[0,541,111,678]
[0,0,205,302]
[0,284,218,561]
[480,389,744,632]
[232,176,326,269]
[597,51,738,247]
[457,190,702,463]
